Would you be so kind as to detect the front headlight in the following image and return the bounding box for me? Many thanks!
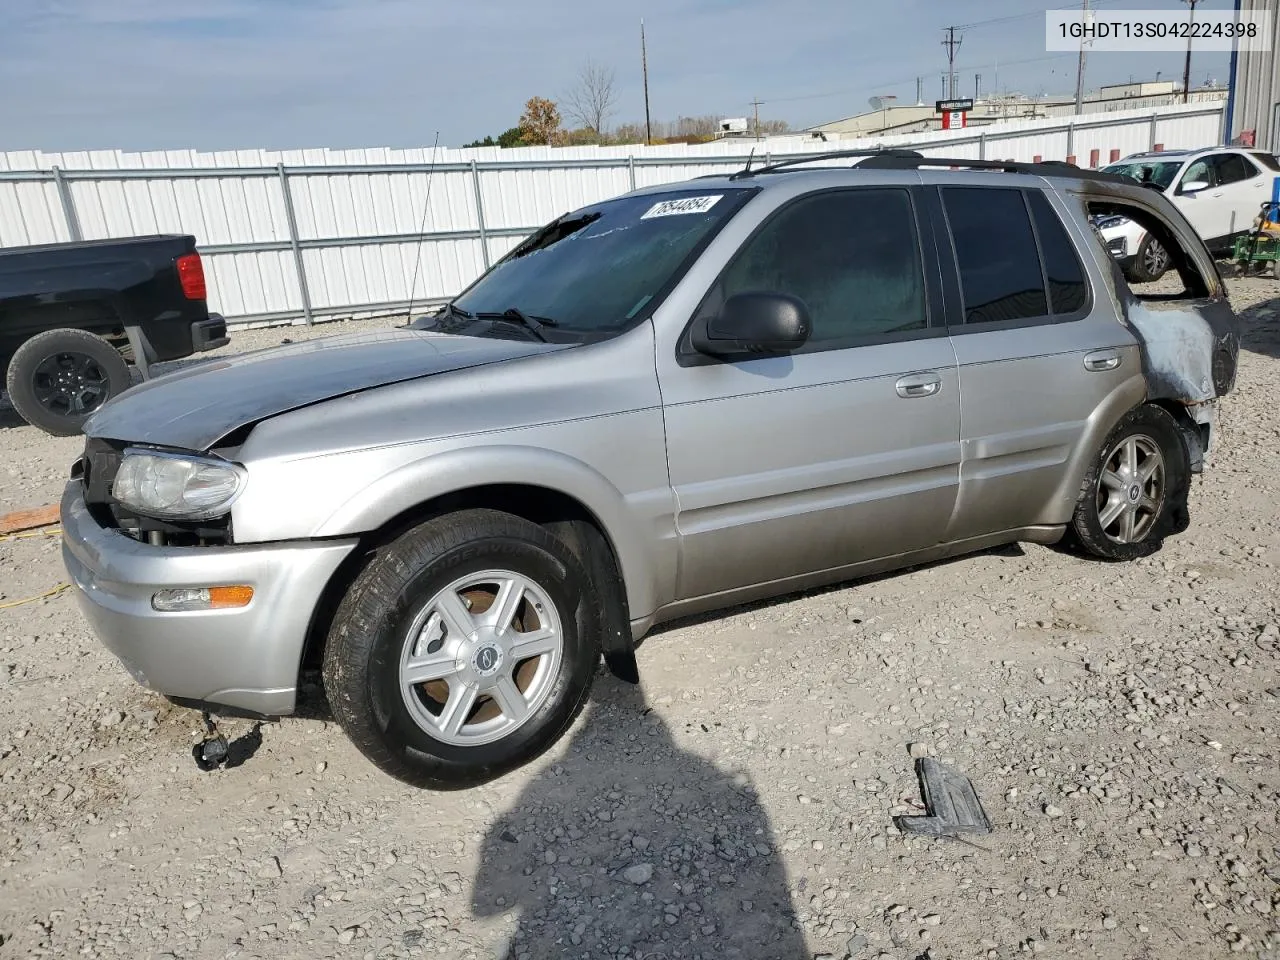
[112,449,247,521]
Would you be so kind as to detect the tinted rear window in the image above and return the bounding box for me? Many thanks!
[943,187,1048,324]
[1251,151,1280,171]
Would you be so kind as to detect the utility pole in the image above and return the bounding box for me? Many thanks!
[1074,0,1089,113]
[975,73,981,102]
[751,97,763,139]
[641,19,652,145]
[915,76,923,106]
[1182,0,1199,103]
[942,26,962,104]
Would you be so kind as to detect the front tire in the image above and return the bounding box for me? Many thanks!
[5,328,131,436]
[322,509,600,789]
[1069,405,1189,561]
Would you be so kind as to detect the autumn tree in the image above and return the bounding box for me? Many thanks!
[518,97,564,146]
[562,60,618,138]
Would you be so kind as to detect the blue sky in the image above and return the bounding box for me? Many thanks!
[0,0,1237,152]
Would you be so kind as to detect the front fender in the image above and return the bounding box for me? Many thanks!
[312,444,664,622]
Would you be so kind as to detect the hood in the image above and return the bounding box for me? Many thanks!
[85,328,572,450]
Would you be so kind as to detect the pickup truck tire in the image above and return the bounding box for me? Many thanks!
[1124,234,1170,284]
[5,328,132,436]
[323,508,599,789]
[1068,405,1190,561]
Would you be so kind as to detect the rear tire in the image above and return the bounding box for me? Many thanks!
[1068,405,1189,561]
[1124,234,1170,283]
[322,508,600,789]
[5,328,131,436]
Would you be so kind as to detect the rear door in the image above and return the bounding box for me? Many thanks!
[927,181,1138,542]
[1209,151,1270,239]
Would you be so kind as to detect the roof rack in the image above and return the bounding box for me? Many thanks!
[727,148,1135,186]
[727,149,925,179]
[854,153,1136,185]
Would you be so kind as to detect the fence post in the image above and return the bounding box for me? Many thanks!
[978,133,987,160]
[277,162,314,327]
[51,166,83,242]
[470,159,491,270]
[628,155,636,191]
[1149,112,1159,150]
[1065,122,1075,163]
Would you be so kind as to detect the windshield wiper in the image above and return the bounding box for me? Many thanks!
[473,307,558,342]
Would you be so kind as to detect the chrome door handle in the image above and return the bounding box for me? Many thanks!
[895,372,941,398]
[1084,350,1122,372]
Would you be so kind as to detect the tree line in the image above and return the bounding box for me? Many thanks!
[464,60,791,149]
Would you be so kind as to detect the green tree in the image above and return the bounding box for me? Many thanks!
[497,126,526,148]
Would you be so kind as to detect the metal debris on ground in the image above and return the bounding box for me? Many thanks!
[894,757,993,837]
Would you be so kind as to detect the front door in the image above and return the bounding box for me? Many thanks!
[656,185,962,601]
[1174,155,1232,244]
[928,182,1138,542]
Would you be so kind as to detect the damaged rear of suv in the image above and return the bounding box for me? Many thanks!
[60,150,1239,789]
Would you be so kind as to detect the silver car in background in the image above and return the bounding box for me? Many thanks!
[61,150,1240,789]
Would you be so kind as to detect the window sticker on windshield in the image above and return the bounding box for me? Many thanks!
[640,195,723,219]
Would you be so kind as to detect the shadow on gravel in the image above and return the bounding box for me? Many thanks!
[0,404,26,430]
[1238,298,1280,361]
[293,671,336,723]
[472,677,806,960]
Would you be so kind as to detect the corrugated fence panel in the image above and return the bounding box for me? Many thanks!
[0,101,1226,324]
[0,181,68,247]
[301,238,485,311]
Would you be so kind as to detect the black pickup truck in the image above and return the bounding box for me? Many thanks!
[1,234,228,436]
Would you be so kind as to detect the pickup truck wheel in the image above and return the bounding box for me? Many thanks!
[5,328,131,436]
[322,508,599,789]
[1069,405,1189,561]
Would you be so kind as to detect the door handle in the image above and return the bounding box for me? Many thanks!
[895,372,941,398]
[1083,350,1122,372]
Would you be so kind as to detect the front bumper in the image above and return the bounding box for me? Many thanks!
[60,481,357,716]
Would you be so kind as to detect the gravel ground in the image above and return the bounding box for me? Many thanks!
[1,288,1278,960]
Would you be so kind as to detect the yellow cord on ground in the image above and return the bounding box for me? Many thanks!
[0,526,62,544]
[0,582,71,610]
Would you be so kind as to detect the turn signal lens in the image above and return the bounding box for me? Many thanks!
[152,585,254,612]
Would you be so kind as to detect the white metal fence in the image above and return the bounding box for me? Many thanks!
[0,101,1226,328]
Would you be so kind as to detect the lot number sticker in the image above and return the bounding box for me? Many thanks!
[641,195,723,219]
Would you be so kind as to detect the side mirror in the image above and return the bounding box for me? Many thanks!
[1181,180,1210,194]
[693,292,811,357]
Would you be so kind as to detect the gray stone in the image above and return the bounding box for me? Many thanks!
[622,863,653,885]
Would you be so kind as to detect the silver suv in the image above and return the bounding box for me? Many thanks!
[60,151,1240,789]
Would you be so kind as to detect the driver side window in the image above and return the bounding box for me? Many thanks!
[1180,158,1216,190]
[716,188,927,346]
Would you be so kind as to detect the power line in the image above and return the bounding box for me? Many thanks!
[954,0,1127,32]
[761,52,1079,106]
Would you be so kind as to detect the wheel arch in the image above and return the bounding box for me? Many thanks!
[1035,373,1148,526]
[298,478,644,688]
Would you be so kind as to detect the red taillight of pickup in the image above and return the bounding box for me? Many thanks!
[176,252,207,300]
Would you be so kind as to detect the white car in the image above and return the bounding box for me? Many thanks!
[1094,147,1280,281]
